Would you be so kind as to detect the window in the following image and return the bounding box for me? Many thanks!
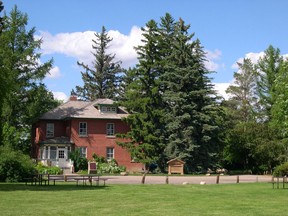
[58,150,65,159]
[100,106,117,113]
[106,123,115,136]
[106,147,114,161]
[79,122,87,136]
[46,123,54,137]
[79,147,87,158]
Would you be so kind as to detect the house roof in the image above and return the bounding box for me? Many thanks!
[40,98,129,120]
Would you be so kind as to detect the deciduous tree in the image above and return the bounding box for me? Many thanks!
[0,6,59,153]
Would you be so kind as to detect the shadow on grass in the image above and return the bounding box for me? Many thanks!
[0,183,109,192]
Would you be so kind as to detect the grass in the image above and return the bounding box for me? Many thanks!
[0,182,287,216]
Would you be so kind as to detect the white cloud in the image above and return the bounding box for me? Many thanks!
[232,52,265,69]
[38,26,143,68]
[46,66,61,79]
[213,82,231,100]
[39,27,225,71]
[205,49,224,71]
[52,91,68,102]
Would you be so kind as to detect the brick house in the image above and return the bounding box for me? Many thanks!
[31,96,143,173]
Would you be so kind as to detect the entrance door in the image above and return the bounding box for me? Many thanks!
[58,148,68,168]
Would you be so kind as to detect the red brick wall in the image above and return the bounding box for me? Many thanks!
[70,119,143,172]
[33,118,143,172]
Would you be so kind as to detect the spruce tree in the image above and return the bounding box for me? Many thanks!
[161,18,222,172]
[75,26,122,101]
[118,14,224,172]
[117,19,166,169]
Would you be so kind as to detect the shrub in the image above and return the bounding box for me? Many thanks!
[0,145,36,182]
[273,162,288,177]
[92,153,107,163]
[35,163,62,175]
[69,149,88,172]
[97,161,126,174]
[92,154,126,174]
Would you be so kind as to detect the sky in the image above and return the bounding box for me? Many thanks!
[3,0,288,101]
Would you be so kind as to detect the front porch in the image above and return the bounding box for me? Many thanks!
[38,137,75,173]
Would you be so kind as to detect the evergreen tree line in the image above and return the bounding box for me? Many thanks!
[75,13,288,174]
[74,14,226,173]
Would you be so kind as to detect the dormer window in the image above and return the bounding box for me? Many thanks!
[100,106,117,113]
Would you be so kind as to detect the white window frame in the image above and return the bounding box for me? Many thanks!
[79,122,87,136]
[46,123,54,138]
[101,106,117,113]
[106,147,114,161]
[79,147,87,158]
[106,123,115,136]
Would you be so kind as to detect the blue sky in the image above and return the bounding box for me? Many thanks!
[3,0,288,100]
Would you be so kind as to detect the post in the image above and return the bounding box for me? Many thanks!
[216,175,220,184]
[277,177,279,189]
[141,173,146,184]
[236,175,239,183]
[166,175,169,184]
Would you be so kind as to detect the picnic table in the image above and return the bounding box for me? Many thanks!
[24,174,107,186]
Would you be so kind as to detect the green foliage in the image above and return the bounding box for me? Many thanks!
[97,160,126,174]
[35,163,62,175]
[0,145,36,182]
[118,13,224,172]
[271,60,288,138]
[92,154,126,174]
[69,149,88,172]
[273,162,288,177]
[223,45,288,174]
[0,6,59,154]
[75,26,123,101]
[92,153,106,163]
[226,58,257,122]
[256,45,283,122]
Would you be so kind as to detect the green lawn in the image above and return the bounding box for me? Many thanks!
[0,183,287,216]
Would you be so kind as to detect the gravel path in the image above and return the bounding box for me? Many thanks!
[101,175,273,185]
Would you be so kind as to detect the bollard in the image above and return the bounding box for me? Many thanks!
[165,176,169,184]
[141,173,146,184]
[216,175,220,184]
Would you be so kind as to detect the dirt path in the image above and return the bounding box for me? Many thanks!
[102,175,273,185]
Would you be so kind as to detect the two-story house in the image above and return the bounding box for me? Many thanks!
[31,96,143,173]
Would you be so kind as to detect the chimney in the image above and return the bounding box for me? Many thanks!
[69,95,78,101]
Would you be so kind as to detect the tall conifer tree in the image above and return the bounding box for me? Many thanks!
[161,18,222,172]
[256,45,283,122]
[226,58,258,122]
[117,20,166,168]
[75,26,122,100]
[118,14,224,172]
